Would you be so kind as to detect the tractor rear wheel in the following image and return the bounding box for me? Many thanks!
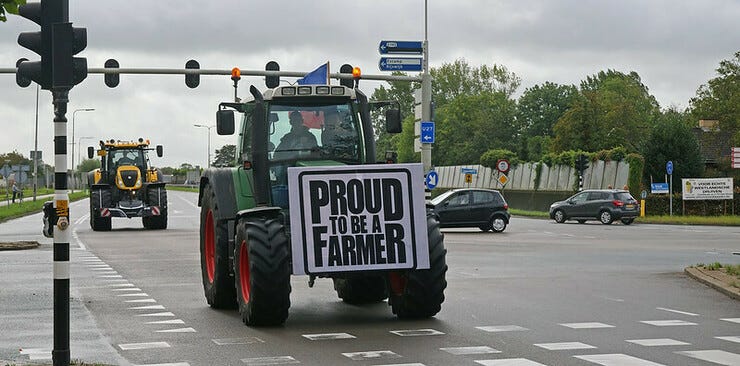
[143,187,168,230]
[333,276,388,304]
[90,189,112,231]
[388,210,447,319]
[199,184,236,309]
[234,217,291,326]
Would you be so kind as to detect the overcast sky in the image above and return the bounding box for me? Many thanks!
[1,0,738,169]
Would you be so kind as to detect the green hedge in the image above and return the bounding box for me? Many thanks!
[643,193,740,216]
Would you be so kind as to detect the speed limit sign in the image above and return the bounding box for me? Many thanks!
[496,159,510,173]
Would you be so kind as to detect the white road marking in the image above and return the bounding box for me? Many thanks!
[440,346,500,355]
[475,359,547,366]
[117,293,149,297]
[177,195,199,209]
[145,319,185,325]
[125,299,157,303]
[97,271,119,275]
[137,312,175,317]
[375,364,426,366]
[240,356,299,365]
[129,305,166,310]
[626,338,691,347]
[98,275,123,278]
[390,329,445,336]
[676,350,740,365]
[20,348,52,360]
[715,336,740,344]
[90,267,114,271]
[156,327,196,333]
[118,341,170,350]
[600,296,625,302]
[560,322,615,329]
[302,333,355,340]
[72,217,87,250]
[535,342,596,351]
[212,337,264,345]
[476,325,529,332]
[83,259,103,262]
[574,353,666,365]
[721,318,740,324]
[656,307,699,316]
[133,363,190,366]
[342,350,401,361]
[112,288,142,292]
[108,283,134,287]
[640,320,697,326]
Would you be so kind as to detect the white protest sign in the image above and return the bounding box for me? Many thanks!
[288,163,429,275]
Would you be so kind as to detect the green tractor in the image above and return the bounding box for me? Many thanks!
[198,69,447,326]
[87,138,168,231]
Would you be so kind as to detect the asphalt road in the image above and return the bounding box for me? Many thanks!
[1,190,739,366]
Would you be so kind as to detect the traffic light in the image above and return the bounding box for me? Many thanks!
[104,58,120,87]
[51,21,88,88]
[575,154,589,172]
[15,58,32,87]
[339,63,353,88]
[185,59,200,88]
[265,61,280,88]
[16,1,58,89]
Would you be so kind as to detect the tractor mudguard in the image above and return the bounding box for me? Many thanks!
[235,206,282,222]
[199,169,238,222]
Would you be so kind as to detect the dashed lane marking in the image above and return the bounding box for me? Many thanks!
[98,275,123,278]
[125,299,157,303]
[640,320,697,326]
[342,350,401,361]
[534,342,596,351]
[475,359,547,366]
[476,325,529,332]
[117,293,149,297]
[374,364,426,366]
[676,350,740,365]
[155,327,196,333]
[118,341,170,350]
[574,353,666,365]
[721,318,740,324]
[132,363,190,366]
[212,337,264,345]
[440,346,501,355]
[626,338,691,347]
[715,336,740,344]
[390,329,445,337]
[560,322,615,329]
[112,288,142,292]
[137,312,175,317]
[655,307,699,316]
[19,348,51,360]
[240,356,299,365]
[108,283,135,287]
[302,333,355,340]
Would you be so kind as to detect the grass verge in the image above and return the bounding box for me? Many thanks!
[509,208,550,218]
[0,191,89,223]
[510,208,740,226]
[692,263,740,289]
[166,185,199,193]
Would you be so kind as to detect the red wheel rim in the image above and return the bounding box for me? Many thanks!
[388,272,407,296]
[204,210,215,282]
[239,239,251,303]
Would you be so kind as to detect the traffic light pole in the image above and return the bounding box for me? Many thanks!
[51,87,71,366]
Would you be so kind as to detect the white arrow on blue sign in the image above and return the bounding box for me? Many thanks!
[666,160,673,175]
[379,57,423,72]
[425,171,438,190]
[420,121,434,144]
[379,40,423,55]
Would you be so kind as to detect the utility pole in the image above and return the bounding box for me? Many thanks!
[420,0,433,199]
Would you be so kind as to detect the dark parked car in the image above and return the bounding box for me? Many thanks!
[549,189,639,225]
[431,188,510,232]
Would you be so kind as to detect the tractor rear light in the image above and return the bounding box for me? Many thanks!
[316,86,329,94]
[612,200,624,207]
[297,86,312,95]
[243,161,252,170]
[281,87,296,96]
[331,87,345,95]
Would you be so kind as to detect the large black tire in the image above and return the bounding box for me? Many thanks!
[143,187,168,230]
[199,184,237,309]
[89,189,112,231]
[234,217,291,326]
[388,210,447,319]
[333,276,388,304]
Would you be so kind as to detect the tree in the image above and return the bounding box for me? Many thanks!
[0,0,25,22]
[690,50,740,144]
[0,151,31,166]
[76,158,100,174]
[641,108,703,190]
[431,59,520,105]
[212,144,236,167]
[517,82,578,160]
[551,70,660,153]
[371,73,418,161]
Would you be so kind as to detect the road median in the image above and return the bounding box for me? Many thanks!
[685,266,740,300]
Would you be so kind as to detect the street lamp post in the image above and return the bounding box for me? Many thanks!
[193,124,215,169]
[71,108,95,192]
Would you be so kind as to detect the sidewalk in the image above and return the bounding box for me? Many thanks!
[0,193,55,207]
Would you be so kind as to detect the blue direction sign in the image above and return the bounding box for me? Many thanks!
[379,40,423,55]
[379,57,423,72]
[666,160,673,175]
[651,183,669,194]
[461,167,478,175]
[420,121,435,144]
[425,171,438,190]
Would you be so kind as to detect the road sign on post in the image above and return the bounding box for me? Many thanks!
[379,40,424,55]
[666,161,673,175]
[379,57,423,72]
[667,160,674,216]
[425,171,438,190]
[420,121,434,144]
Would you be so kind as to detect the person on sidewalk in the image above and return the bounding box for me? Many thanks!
[11,182,19,203]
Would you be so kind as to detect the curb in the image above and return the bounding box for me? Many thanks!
[684,267,740,300]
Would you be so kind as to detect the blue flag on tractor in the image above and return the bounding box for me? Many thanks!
[297,62,330,85]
